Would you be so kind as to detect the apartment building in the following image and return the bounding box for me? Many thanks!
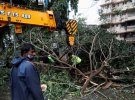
[100,0,135,42]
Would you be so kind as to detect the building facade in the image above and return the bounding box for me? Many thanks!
[100,0,135,42]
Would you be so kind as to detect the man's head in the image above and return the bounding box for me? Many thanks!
[21,43,36,60]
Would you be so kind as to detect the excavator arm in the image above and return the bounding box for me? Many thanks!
[0,3,56,33]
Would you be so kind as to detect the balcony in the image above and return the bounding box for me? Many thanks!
[114,3,135,12]
[116,27,127,34]
[112,0,127,4]
[126,25,135,32]
[114,5,127,11]
[112,15,127,24]
[116,36,124,41]
[107,26,129,35]
[106,25,135,34]
[126,37,135,43]
[114,25,135,34]
[125,15,135,22]
[112,18,122,24]
[100,19,112,25]
[107,28,116,32]
[101,0,113,7]
[126,3,135,10]
[107,26,127,34]
[100,8,112,15]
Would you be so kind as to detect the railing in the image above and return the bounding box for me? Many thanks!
[107,27,126,34]
[101,8,112,14]
[108,25,135,34]
[127,25,135,32]
[125,15,135,21]
[113,0,127,3]
[101,0,112,6]
[117,27,126,33]
[126,37,135,43]
[126,3,135,10]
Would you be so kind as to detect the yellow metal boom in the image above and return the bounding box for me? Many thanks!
[0,3,56,33]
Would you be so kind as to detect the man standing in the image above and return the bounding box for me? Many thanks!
[10,43,47,100]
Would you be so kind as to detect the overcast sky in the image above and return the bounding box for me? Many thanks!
[69,0,102,25]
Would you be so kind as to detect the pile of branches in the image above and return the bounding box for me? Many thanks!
[2,22,134,97]
[22,26,135,96]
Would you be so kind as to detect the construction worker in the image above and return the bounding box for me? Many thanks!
[10,43,48,100]
[71,54,81,65]
[68,53,81,65]
[47,54,55,63]
[39,53,55,63]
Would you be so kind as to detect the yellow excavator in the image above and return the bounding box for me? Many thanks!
[0,0,77,48]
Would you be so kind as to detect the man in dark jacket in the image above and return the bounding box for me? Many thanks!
[10,43,47,100]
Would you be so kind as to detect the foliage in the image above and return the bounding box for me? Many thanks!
[40,67,80,100]
[0,68,10,85]
[76,17,135,70]
[50,0,78,14]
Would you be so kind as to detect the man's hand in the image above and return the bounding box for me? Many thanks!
[41,84,47,92]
